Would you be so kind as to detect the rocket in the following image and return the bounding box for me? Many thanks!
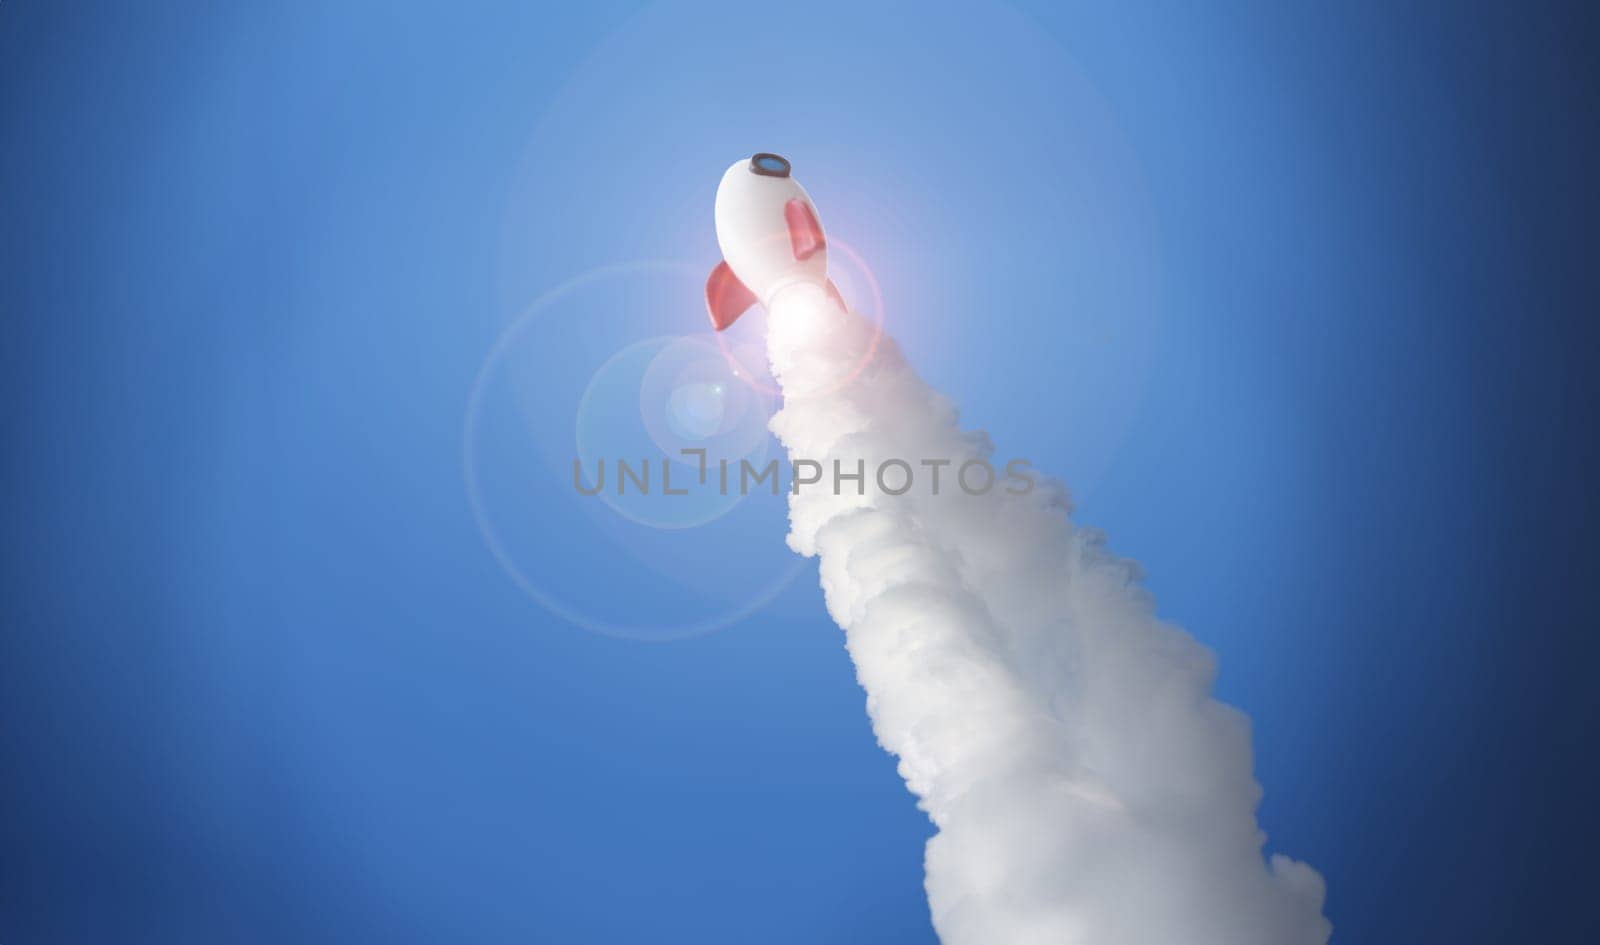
[706,153,845,331]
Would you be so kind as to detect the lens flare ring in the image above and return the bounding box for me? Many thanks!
[463,261,806,642]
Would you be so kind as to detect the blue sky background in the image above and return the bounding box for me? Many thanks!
[3,3,1597,943]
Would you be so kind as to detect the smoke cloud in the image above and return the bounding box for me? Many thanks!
[764,285,1330,945]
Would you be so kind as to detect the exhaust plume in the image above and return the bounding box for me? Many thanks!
[764,285,1330,945]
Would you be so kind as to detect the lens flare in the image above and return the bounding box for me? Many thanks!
[464,263,804,641]
[638,335,771,473]
[578,336,773,531]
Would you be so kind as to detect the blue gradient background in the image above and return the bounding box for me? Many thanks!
[3,3,1597,943]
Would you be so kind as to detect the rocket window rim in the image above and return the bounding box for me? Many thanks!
[749,153,791,178]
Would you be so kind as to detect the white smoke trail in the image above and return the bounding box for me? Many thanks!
[764,285,1330,945]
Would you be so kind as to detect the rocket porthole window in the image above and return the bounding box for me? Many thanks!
[750,153,791,178]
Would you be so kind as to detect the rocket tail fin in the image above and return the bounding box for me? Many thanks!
[706,260,757,331]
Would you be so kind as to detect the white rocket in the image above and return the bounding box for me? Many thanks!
[706,153,845,331]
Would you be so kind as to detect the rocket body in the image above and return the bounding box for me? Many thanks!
[706,153,839,330]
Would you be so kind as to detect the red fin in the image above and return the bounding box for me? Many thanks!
[705,260,757,331]
[785,198,825,261]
